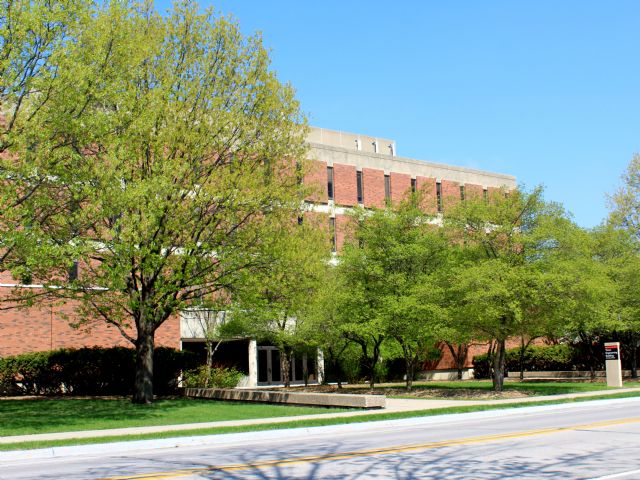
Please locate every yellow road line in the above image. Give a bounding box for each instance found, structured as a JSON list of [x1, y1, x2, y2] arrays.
[[102, 416, 640, 480]]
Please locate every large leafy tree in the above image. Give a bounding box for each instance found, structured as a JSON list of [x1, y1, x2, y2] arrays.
[[592, 225, 640, 377], [338, 194, 449, 388], [4, 1, 308, 403], [444, 187, 589, 391], [608, 155, 640, 376]]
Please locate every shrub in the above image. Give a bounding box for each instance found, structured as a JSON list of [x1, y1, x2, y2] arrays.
[[0, 346, 196, 396], [182, 365, 243, 388], [472, 344, 583, 379]]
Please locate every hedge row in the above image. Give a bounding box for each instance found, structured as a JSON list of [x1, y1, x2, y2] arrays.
[[0, 346, 197, 396], [472, 344, 592, 379]]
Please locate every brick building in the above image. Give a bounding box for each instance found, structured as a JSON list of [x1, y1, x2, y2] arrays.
[[0, 127, 516, 384]]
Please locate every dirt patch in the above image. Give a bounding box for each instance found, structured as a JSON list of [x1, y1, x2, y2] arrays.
[[282, 384, 533, 400]]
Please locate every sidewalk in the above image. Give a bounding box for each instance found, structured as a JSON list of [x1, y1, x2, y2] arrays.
[[2, 387, 638, 445]]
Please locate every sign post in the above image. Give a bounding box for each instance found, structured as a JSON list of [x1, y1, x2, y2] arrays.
[[604, 342, 623, 387]]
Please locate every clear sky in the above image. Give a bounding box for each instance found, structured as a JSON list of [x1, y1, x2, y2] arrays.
[[158, 1, 640, 227]]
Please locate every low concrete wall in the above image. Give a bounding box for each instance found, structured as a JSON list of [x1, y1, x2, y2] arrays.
[[184, 388, 386, 409], [418, 369, 474, 381]]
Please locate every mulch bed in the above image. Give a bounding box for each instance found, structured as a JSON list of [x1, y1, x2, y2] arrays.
[[282, 384, 532, 400]]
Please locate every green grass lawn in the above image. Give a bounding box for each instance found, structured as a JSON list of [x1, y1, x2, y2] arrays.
[[378, 380, 640, 397], [0, 398, 348, 437], [2, 390, 640, 452]]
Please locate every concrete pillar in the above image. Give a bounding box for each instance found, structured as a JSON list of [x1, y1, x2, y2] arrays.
[[605, 342, 623, 387], [316, 348, 325, 384], [248, 339, 258, 387]]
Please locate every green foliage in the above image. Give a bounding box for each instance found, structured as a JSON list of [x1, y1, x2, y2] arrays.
[[472, 344, 589, 379], [2, 1, 308, 402], [335, 193, 449, 387], [443, 186, 617, 390], [182, 365, 243, 389], [0, 347, 196, 396]]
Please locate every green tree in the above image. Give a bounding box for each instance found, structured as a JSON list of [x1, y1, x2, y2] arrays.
[[608, 155, 640, 376], [301, 266, 353, 387], [5, 1, 308, 403], [229, 218, 329, 387], [444, 187, 585, 391], [592, 225, 640, 377], [338, 194, 449, 388]]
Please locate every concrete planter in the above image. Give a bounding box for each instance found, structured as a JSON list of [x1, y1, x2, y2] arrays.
[[183, 387, 386, 409]]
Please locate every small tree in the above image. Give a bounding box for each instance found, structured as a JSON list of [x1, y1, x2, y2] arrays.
[[338, 194, 449, 388], [230, 218, 329, 387]]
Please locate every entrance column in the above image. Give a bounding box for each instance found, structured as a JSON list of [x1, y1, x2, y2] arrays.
[[248, 339, 258, 387], [316, 348, 325, 384]]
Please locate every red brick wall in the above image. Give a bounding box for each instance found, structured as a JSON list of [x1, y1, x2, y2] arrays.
[[0, 297, 179, 357], [333, 164, 357, 206], [487, 186, 503, 201], [304, 160, 328, 203], [390, 172, 411, 204], [416, 176, 437, 214], [335, 213, 356, 251], [465, 183, 484, 200], [362, 168, 386, 208], [441, 179, 460, 211]]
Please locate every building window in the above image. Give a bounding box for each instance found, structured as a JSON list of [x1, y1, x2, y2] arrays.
[[384, 174, 391, 202], [411, 178, 417, 193], [436, 182, 443, 212], [483, 188, 488, 202], [329, 217, 336, 252], [327, 166, 334, 201], [68, 261, 79, 282], [356, 171, 363, 204], [460, 185, 465, 201]]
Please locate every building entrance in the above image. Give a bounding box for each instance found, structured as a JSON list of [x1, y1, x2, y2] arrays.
[[257, 346, 315, 385]]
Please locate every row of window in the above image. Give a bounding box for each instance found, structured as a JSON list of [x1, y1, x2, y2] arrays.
[[326, 166, 488, 212]]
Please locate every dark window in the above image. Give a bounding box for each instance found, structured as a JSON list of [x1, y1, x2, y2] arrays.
[[327, 166, 334, 201], [20, 271, 32, 285], [411, 178, 417, 193], [384, 174, 391, 202], [483, 188, 488, 202], [68, 261, 79, 282], [295, 161, 303, 185], [356, 171, 363, 204], [436, 182, 443, 212], [329, 217, 336, 252], [460, 185, 465, 201]]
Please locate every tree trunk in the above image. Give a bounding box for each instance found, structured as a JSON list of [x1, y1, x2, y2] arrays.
[[519, 336, 525, 381], [204, 341, 214, 388], [405, 357, 414, 390], [492, 338, 506, 392], [368, 342, 382, 389], [132, 325, 154, 404], [631, 333, 638, 379], [280, 348, 292, 387], [446, 342, 469, 380]]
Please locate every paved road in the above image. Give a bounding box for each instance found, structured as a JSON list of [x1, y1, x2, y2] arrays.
[[3, 398, 640, 479]]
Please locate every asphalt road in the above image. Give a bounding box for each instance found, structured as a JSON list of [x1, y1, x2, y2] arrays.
[[3, 398, 640, 480]]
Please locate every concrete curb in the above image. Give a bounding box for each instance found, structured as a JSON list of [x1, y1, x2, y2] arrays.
[[2, 396, 640, 463]]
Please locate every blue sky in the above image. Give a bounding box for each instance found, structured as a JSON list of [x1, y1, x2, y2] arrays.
[[159, 1, 640, 227]]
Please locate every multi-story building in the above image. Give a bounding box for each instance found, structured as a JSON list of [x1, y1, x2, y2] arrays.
[[0, 127, 516, 385]]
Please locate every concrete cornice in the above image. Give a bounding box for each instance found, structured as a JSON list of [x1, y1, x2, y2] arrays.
[[307, 142, 516, 188]]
